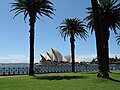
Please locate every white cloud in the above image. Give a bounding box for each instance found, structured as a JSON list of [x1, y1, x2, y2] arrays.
[[109, 53, 120, 58], [0, 53, 120, 63], [76, 53, 120, 62], [76, 54, 96, 62], [0, 55, 29, 63]]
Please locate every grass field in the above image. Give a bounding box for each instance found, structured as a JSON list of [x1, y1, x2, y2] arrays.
[[0, 71, 120, 90]]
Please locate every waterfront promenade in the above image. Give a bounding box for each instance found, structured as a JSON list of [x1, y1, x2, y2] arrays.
[[0, 65, 120, 76]]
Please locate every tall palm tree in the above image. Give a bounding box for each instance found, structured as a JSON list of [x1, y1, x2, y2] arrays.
[[58, 18, 88, 72], [90, 0, 109, 78], [10, 0, 55, 76], [85, 0, 120, 72], [116, 34, 120, 44]]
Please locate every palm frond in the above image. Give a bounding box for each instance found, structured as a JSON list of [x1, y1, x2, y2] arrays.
[[84, 0, 120, 34], [10, 0, 55, 21], [58, 18, 88, 41], [116, 34, 120, 44]]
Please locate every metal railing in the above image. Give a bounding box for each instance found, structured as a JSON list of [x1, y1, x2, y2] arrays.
[[0, 65, 120, 76]]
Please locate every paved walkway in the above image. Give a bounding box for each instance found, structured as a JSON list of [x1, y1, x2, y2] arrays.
[[0, 75, 28, 78]]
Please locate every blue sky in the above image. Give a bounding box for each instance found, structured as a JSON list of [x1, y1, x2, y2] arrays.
[[0, 0, 120, 63]]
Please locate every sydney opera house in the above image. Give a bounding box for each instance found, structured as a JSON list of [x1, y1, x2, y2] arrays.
[[38, 48, 80, 66]]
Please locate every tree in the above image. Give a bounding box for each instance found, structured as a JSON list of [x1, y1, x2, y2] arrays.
[[85, 0, 120, 72], [10, 0, 55, 76], [116, 34, 120, 44], [57, 18, 88, 72], [88, 0, 109, 78]]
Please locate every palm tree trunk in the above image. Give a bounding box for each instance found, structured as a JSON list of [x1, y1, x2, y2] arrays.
[[70, 32, 75, 72], [105, 40, 110, 72], [104, 29, 110, 72], [91, 0, 109, 78], [29, 16, 35, 76]]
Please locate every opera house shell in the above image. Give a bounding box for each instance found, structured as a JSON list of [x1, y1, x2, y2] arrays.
[[39, 48, 79, 66], [40, 48, 66, 62]]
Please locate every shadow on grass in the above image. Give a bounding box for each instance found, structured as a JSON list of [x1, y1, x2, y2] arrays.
[[33, 75, 88, 80], [110, 72, 120, 75], [107, 71, 120, 82], [108, 77, 120, 83], [81, 72, 97, 74]]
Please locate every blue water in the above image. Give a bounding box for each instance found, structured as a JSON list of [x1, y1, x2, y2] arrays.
[[0, 63, 29, 68]]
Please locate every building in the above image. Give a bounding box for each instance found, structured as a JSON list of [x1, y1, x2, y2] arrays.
[[37, 48, 80, 66]]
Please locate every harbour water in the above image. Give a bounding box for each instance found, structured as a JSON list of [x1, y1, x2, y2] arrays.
[[0, 63, 29, 67]]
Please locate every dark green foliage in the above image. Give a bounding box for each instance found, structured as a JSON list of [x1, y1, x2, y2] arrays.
[[10, 0, 55, 76], [10, 0, 55, 21], [84, 0, 120, 33], [58, 18, 88, 72], [90, 0, 109, 78], [58, 18, 88, 41], [116, 34, 120, 44], [85, 0, 120, 75]]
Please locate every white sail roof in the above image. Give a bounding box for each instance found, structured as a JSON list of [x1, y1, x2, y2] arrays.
[[40, 48, 80, 63]]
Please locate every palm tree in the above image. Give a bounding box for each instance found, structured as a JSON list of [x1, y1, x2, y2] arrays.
[[10, 0, 55, 76], [85, 0, 120, 72], [58, 18, 88, 72], [88, 0, 109, 78], [116, 34, 120, 44]]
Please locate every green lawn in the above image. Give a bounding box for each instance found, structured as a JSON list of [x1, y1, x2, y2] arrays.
[[0, 71, 120, 90]]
